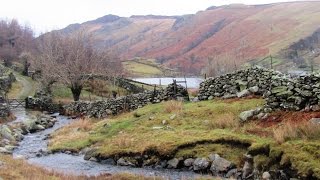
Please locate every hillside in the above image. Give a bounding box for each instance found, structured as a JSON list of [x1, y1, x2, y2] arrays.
[[57, 1, 320, 74]]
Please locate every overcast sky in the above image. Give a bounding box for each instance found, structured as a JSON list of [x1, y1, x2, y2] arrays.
[[0, 0, 311, 34]]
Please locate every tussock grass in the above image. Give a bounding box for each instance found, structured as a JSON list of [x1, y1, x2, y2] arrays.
[[206, 113, 239, 129], [164, 100, 183, 113], [273, 121, 320, 144]]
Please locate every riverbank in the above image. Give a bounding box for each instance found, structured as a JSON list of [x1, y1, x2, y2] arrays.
[[0, 155, 159, 180], [48, 98, 320, 179]]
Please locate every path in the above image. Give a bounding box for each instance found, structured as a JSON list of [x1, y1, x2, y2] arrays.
[[10, 73, 37, 99]]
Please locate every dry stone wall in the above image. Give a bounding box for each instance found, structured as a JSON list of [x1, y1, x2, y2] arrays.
[[0, 67, 16, 120], [28, 83, 189, 118], [198, 66, 320, 111]]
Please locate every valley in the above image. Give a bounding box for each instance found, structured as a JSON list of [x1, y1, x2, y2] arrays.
[[0, 1, 320, 180]]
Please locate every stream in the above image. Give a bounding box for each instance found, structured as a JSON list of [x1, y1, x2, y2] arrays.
[[10, 108, 205, 179]]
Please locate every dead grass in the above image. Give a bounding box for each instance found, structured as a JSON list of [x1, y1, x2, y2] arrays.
[[71, 118, 94, 131], [0, 155, 159, 180], [206, 113, 239, 129], [111, 132, 136, 149], [49, 118, 95, 152], [273, 121, 320, 144], [164, 100, 183, 113]]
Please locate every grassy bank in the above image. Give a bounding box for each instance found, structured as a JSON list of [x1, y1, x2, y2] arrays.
[[0, 155, 158, 180], [49, 98, 320, 178]]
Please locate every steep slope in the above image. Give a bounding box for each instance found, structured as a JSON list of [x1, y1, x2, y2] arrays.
[[57, 1, 320, 74]]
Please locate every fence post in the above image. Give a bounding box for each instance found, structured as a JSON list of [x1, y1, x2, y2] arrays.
[[270, 55, 273, 69], [173, 79, 177, 100], [184, 75, 190, 101]]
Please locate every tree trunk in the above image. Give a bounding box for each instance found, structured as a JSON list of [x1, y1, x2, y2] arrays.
[[71, 85, 82, 101]]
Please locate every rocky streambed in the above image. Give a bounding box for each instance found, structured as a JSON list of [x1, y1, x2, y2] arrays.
[[1, 108, 206, 179]]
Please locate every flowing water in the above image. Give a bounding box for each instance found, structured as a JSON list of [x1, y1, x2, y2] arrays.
[[11, 109, 205, 179]]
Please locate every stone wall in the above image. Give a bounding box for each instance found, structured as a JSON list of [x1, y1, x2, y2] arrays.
[[64, 83, 189, 118], [25, 90, 62, 113], [0, 66, 16, 120], [198, 66, 320, 111]]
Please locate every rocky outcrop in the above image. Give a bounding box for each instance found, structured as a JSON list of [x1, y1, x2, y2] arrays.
[[0, 114, 56, 154], [64, 83, 189, 118]]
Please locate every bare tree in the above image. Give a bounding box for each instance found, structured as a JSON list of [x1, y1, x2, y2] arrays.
[[36, 31, 119, 101], [0, 19, 35, 66]]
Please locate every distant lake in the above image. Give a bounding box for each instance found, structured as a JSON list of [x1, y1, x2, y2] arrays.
[[132, 77, 204, 88]]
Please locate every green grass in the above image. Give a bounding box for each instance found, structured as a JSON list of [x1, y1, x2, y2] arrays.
[[51, 84, 104, 103], [123, 61, 163, 76], [50, 98, 266, 155], [122, 58, 177, 77], [49, 97, 320, 178], [52, 81, 129, 103]]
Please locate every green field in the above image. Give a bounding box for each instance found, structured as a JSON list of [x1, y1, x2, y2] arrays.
[[122, 58, 177, 77]]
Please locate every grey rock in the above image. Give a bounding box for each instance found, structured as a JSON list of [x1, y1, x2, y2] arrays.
[[183, 158, 195, 167], [167, 158, 180, 169], [117, 158, 134, 166], [89, 157, 98, 162], [237, 89, 251, 98], [208, 96, 214, 100], [249, 86, 259, 93], [192, 97, 199, 102], [271, 86, 288, 94], [301, 90, 313, 97], [210, 154, 234, 173], [35, 125, 45, 131], [310, 118, 320, 124], [84, 148, 96, 160], [226, 168, 238, 178], [152, 126, 163, 130], [101, 158, 116, 165], [222, 94, 237, 99], [162, 120, 168, 125], [242, 154, 254, 179], [193, 157, 210, 171], [262, 171, 271, 180], [0, 147, 11, 154], [0, 125, 15, 141], [257, 112, 265, 119], [170, 114, 176, 120], [239, 110, 255, 122], [208, 153, 217, 161]]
